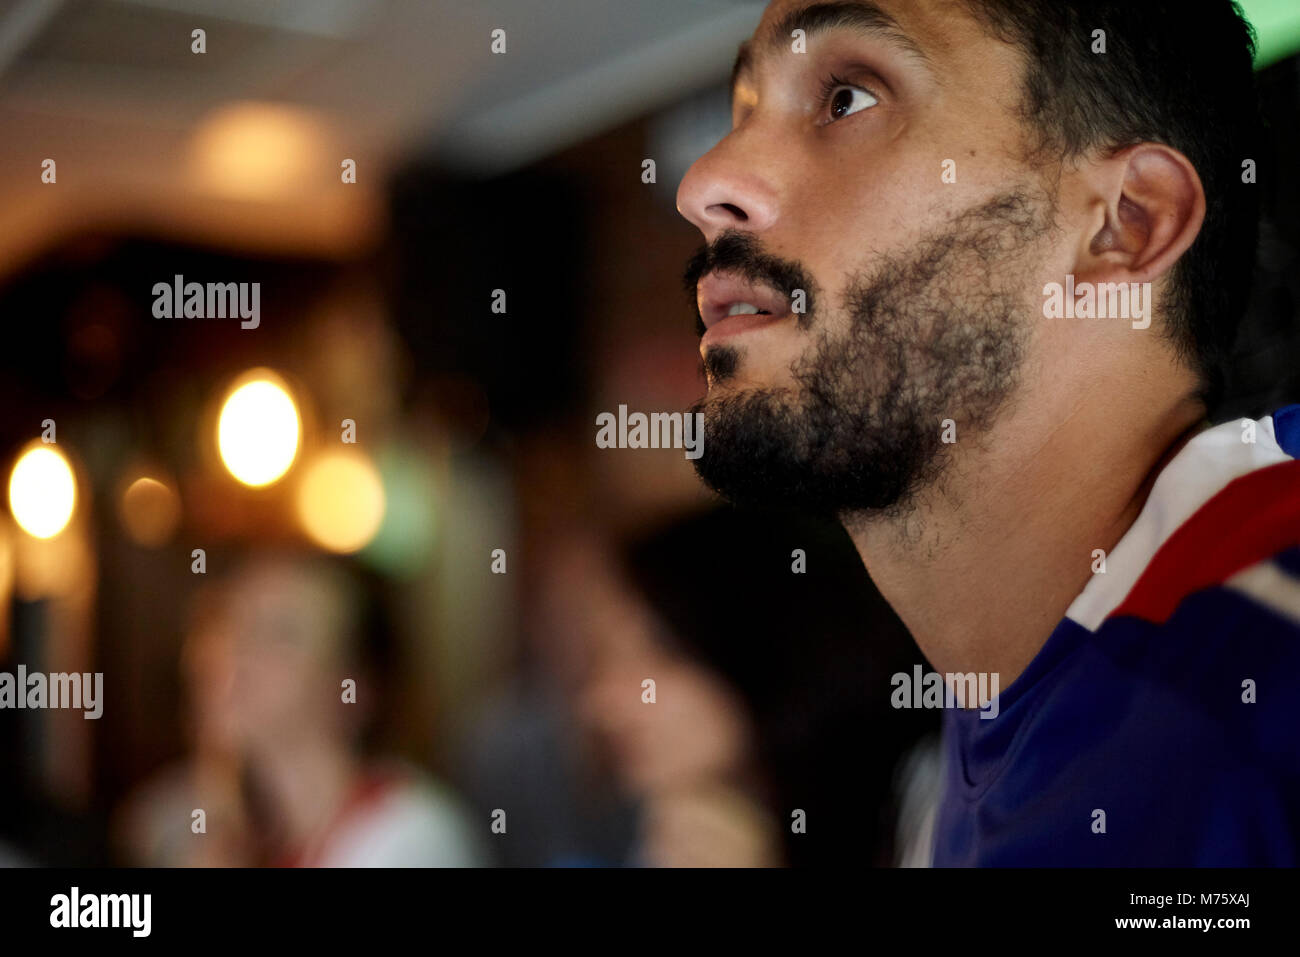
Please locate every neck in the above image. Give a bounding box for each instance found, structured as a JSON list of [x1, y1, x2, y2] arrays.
[[845, 377, 1206, 690]]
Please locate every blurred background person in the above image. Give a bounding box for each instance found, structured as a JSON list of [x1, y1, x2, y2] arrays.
[[460, 508, 937, 866], [613, 507, 939, 867], [115, 553, 484, 867]]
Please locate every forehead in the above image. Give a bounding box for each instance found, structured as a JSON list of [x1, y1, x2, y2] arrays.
[[739, 0, 986, 79]]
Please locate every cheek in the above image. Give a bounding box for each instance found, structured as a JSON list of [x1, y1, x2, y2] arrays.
[[803, 137, 1034, 285], [793, 154, 917, 263], [1023, 308, 1086, 391], [241, 652, 314, 708]]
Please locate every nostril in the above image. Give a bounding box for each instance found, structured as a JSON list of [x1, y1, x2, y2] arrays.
[[709, 202, 748, 222]]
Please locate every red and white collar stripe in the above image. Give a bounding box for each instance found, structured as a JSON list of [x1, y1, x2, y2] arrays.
[[1065, 413, 1298, 631]]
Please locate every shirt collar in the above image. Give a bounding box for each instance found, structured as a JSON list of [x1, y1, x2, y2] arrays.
[[1064, 412, 1293, 631]]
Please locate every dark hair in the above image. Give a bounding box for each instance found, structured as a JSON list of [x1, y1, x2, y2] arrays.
[[964, 0, 1264, 408]]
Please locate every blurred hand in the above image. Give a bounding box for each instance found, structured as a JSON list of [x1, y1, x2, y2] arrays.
[[579, 655, 754, 796], [638, 782, 783, 868], [185, 752, 256, 867]]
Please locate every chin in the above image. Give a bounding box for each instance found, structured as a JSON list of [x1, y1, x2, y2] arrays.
[[706, 369, 792, 398]]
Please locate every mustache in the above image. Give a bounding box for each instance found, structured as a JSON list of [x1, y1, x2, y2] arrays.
[[682, 230, 819, 334]]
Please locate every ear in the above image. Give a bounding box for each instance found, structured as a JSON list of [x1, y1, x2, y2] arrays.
[[1073, 143, 1205, 285]]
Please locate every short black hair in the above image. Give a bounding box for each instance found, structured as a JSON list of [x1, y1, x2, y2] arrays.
[[964, 0, 1264, 408]]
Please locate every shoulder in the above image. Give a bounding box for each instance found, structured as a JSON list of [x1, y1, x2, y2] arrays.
[[318, 766, 488, 868], [1107, 406, 1300, 631]]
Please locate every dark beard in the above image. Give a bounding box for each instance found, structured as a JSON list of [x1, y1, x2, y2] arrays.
[[689, 189, 1054, 519]]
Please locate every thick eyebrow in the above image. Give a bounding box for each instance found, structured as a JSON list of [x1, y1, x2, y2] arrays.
[[730, 1, 929, 102]]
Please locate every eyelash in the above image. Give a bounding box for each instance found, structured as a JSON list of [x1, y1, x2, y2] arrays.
[[816, 72, 879, 122]]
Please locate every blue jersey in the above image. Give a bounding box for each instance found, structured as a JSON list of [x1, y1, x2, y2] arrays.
[[932, 407, 1300, 866]]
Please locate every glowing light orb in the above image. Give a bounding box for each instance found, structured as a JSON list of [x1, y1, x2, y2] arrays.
[[217, 374, 301, 487], [9, 446, 77, 539], [121, 476, 181, 546], [295, 450, 386, 554]]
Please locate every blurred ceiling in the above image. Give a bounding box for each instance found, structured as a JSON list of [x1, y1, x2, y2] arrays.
[[3, 0, 1295, 280], [0, 0, 762, 275]]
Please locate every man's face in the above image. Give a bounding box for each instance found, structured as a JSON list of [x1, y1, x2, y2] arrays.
[[678, 0, 1065, 516]]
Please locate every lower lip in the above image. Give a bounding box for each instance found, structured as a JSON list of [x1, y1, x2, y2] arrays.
[[701, 311, 792, 347]]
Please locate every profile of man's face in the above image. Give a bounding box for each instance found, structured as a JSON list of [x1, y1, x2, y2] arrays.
[[678, 0, 1074, 517]]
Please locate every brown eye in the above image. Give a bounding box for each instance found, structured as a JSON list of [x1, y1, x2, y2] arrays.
[[826, 84, 878, 121]]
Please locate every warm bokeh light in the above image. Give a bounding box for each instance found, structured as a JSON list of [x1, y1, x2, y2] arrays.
[[8, 445, 77, 539], [217, 373, 301, 487], [190, 102, 330, 200], [295, 449, 386, 554], [120, 476, 181, 546]]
